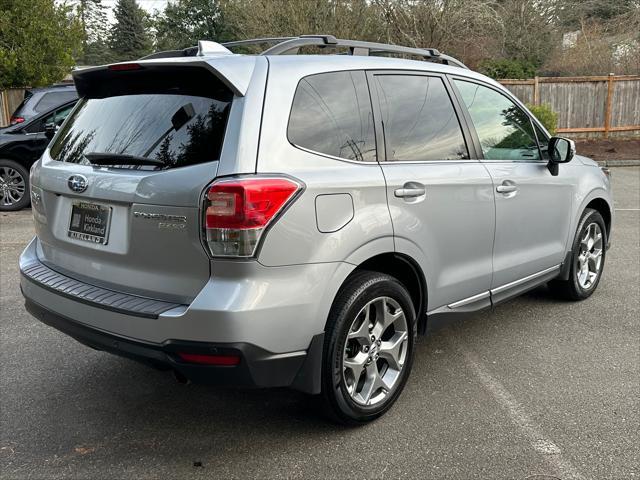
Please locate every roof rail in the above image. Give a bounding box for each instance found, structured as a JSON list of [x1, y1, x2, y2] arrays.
[[140, 35, 468, 69], [223, 35, 468, 69]]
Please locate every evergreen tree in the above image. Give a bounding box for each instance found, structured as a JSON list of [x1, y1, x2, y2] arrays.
[[0, 0, 83, 88], [75, 0, 110, 65], [109, 0, 152, 61], [155, 0, 232, 50]]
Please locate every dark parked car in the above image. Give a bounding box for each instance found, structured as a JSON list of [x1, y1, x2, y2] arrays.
[[9, 84, 77, 126], [0, 100, 76, 210]]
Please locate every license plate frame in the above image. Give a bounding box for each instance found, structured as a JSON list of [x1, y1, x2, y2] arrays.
[[67, 201, 112, 245]]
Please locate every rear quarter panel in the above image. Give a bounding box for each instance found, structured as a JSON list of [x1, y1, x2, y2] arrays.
[[254, 59, 394, 267]]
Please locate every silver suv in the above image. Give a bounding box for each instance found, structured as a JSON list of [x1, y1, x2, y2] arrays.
[[20, 36, 613, 424]]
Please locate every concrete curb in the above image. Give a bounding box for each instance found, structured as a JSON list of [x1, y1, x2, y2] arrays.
[[597, 159, 640, 167]]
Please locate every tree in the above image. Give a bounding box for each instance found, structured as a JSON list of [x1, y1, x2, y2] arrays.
[[224, 0, 384, 47], [109, 0, 152, 61], [154, 0, 232, 51], [74, 0, 111, 65], [0, 0, 83, 88], [496, 0, 556, 70]]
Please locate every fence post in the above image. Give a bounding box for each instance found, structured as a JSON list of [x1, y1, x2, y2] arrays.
[[0, 90, 9, 128], [533, 76, 540, 105], [604, 73, 615, 139]]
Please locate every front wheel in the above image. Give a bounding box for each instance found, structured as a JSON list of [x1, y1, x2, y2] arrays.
[[0, 159, 30, 211], [548, 208, 607, 300], [321, 271, 416, 424]]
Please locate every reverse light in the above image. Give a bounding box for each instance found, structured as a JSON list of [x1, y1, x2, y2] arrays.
[[204, 177, 302, 257], [177, 352, 241, 366]]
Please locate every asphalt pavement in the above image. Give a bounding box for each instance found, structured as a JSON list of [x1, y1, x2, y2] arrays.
[[1, 168, 638, 479]]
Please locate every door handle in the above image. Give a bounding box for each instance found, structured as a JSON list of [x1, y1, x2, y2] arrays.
[[394, 186, 426, 198], [496, 181, 517, 194]]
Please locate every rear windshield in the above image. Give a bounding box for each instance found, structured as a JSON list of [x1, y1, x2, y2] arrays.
[[50, 82, 232, 169], [11, 91, 33, 117]]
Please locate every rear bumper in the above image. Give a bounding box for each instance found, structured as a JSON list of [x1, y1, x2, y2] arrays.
[[19, 238, 349, 393], [24, 296, 323, 391]]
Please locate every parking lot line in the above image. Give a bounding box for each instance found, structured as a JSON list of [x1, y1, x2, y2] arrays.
[[449, 336, 585, 480]]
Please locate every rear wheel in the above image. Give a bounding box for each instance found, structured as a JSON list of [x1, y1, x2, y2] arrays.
[[0, 159, 30, 211], [321, 271, 416, 424], [549, 208, 606, 300]]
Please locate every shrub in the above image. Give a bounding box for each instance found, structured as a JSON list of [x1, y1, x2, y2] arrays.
[[526, 103, 558, 135], [479, 59, 537, 79]]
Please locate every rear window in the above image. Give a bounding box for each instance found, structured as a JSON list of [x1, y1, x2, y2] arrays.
[[11, 91, 33, 117], [50, 79, 232, 169], [34, 91, 77, 112], [373, 74, 469, 161], [287, 70, 376, 162]]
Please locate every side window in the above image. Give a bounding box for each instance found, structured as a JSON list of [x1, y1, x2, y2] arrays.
[[288, 70, 376, 162], [34, 91, 77, 113], [374, 75, 469, 161], [22, 104, 74, 134], [51, 104, 74, 126], [454, 80, 540, 161]]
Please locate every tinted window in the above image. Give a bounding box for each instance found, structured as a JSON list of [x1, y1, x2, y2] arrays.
[[44, 103, 75, 126], [288, 71, 376, 162], [11, 91, 33, 118], [50, 94, 231, 169], [34, 91, 77, 112], [454, 80, 540, 161], [374, 75, 468, 161]]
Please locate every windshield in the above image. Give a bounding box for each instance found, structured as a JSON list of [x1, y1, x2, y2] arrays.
[[50, 93, 231, 169]]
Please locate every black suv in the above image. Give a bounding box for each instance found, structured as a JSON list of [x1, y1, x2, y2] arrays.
[[0, 100, 76, 210], [9, 84, 77, 126]]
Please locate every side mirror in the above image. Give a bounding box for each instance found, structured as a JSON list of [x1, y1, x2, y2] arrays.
[[44, 123, 58, 140], [547, 137, 575, 176]]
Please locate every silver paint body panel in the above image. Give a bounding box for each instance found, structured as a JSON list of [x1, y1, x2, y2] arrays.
[[22, 53, 614, 362]]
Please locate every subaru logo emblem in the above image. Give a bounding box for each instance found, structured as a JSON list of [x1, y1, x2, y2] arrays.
[[67, 174, 88, 193]]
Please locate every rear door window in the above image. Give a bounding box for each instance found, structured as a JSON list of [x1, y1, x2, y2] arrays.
[[34, 91, 77, 112], [288, 70, 376, 162], [373, 74, 469, 161], [50, 91, 232, 169], [454, 80, 540, 161]]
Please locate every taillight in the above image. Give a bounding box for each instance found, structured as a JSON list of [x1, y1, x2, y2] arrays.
[[10, 116, 24, 125], [204, 176, 302, 257]]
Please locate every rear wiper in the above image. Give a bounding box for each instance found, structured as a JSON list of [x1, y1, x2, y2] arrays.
[[84, 152, 165, 167]]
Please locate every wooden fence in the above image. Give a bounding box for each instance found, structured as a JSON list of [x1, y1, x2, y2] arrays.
[[0, 89, 26, 127], [499, 75, 640, 139]]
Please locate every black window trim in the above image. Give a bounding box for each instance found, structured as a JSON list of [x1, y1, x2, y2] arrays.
[[365, 69, 482, 164], [448, 75, 549, 164], [286, 69, 380, 165]]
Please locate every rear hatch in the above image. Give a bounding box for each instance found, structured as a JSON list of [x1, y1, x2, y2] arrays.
[[31, 64, 237, 304]]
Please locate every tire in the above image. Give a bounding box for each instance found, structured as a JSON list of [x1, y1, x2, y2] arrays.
[[548, 208, 607, 301], [321, 270, 416, 425], [0, 159, 30, 211]]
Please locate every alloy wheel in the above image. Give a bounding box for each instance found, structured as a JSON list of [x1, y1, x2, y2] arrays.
[[577, 222, 603, 289], [342, 296, 409, 406], [0, 166, 26, 207]]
